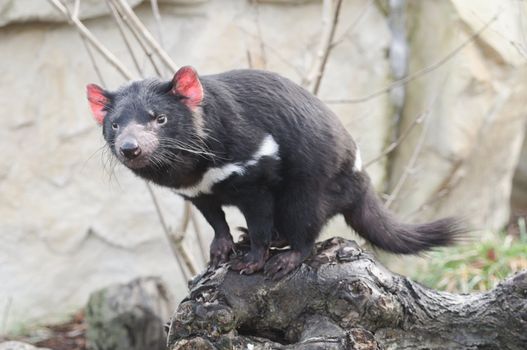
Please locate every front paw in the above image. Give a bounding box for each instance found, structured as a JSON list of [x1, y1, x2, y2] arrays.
[[209, 236, 234, 268]]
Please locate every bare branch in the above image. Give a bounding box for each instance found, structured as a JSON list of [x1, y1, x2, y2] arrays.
[[330, 0, 374, 48], [237, 25, 304, 77], [253, 1, 267, 69], [109, 0, 178, 73], [304, 0, 344, 95], [402, 159, 463, 221], [107, 0, 163, 77], [72, 0, 80, 18], [47, 0, 135, 80], [105, 0, 144, 78], [364, 110, 426, 169], [79, 34, 107, 87], [383, 63, 453, 210], [384, 113, 429, 209], [191, 212, 208, 266], [146, 184, 196, 278], [325, 11, 501, 104], [150, 0, 165, 50]]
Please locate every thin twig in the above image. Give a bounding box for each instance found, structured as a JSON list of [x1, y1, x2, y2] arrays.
[[384, 63, 453, 209], [172, 201, 200, 272], [72, 0, 80, 18], [238, 25, 304, 77], [150, 0, 165, 49], [331, 0, 374, 48], [364, 111, 426, 169], [303, 0, 332, 89], [146, 184, 195, 278], [105, 0, 144, 77], [403, 159, 463, 221], [107, 0, 163, 77], [150, 0, 167, 76], [246, 49, 254, 69], [253, 1, 267, 69], [304, 0, 344, 95], [79, 34, 107, 87], [47, 0, 134, 79], [191, 212, 208, 266], [384, 113, 429, 209], [110, 0, 178, 73], [325, 11, 501, 104]]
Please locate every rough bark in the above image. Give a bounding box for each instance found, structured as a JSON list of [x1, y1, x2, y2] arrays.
[[166, 237, 527, 350]]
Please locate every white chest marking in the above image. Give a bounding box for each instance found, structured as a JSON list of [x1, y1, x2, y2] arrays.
[[353, 146, 362, 172], [174, 134, 280, 198]]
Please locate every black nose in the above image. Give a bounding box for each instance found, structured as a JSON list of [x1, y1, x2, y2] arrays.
[[119, 138, 141, 159]]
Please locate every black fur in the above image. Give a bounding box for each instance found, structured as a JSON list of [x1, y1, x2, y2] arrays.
[[93, 68, 465, 279]]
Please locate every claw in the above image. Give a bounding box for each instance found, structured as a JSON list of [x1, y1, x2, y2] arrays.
[[209, 236, 234, 268], [230, 250, 268, 274], [264, 251, 304, 280]]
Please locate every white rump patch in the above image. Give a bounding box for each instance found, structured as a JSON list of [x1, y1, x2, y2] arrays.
[[173, 134, 280, 197], [246, 134, 280, 166], [353, 146, 362, 172]]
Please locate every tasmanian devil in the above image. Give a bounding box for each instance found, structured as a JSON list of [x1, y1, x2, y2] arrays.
[[86, 66, 464, 279]]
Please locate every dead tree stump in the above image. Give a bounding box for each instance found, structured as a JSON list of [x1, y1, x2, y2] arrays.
[[166, 237, 527, 350]]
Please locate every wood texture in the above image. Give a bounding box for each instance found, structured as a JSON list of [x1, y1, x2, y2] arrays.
[[167, 238, 527, 349]]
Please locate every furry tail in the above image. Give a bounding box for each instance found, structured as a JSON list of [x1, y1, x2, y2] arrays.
[[343, 174, 466, 254]]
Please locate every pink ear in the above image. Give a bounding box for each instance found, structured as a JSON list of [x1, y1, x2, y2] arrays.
[[171, 66, 203, 110], [86, 84, 109, 125]]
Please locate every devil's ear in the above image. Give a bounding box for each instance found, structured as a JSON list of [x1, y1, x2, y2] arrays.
[[170, 66, 203, 110], [86, 84, 110, 125]]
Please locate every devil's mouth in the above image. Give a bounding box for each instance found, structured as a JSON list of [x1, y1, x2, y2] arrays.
[[121, 156, 151, 169]]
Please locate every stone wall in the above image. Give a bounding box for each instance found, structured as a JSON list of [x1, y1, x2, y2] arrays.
[[0, 0, 525, 332]]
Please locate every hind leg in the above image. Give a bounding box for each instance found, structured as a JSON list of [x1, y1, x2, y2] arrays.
[[237, 227, 289, 248], [264, 187, 327, 279]]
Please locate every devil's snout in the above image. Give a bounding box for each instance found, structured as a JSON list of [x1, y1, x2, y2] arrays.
[[119, 137, 141, 159]]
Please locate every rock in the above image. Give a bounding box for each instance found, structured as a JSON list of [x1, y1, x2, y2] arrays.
[[0, 0, 213, 27], [387, 0, 527, 230], [85, 277, 174, 350], [0, 342, 49, 350], [0, 0, 143, 27]]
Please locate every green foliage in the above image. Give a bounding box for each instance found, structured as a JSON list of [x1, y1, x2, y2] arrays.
[[412, 230, 527, 293]]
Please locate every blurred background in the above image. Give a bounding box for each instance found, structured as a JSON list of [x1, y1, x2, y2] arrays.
[[1, 0, 527, 342]]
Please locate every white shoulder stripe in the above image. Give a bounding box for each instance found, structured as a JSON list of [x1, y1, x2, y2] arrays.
[[173, 134, 280, 197], [174, 163, 245, 197], [353, 146, 362, 172]]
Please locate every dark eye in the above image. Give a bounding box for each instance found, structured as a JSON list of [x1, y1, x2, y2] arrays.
[[111, 122, 119, 130], [156, 115, 167, 125]]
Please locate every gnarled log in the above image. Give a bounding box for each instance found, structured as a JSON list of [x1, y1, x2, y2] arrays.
[[167, 238, 527, 350]]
